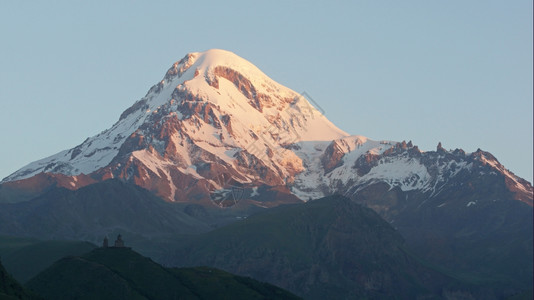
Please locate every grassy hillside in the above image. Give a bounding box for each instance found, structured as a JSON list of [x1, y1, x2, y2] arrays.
[[26, 247, 301, 300], [0, 259, 39, 300], [0, 236, 96, 283]]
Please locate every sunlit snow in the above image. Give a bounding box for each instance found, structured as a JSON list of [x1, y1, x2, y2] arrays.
[[2, 49, 531, 205]]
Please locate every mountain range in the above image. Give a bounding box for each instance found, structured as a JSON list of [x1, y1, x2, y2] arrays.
[[2, 49, 530, 207], [0, 49, 531, 299]]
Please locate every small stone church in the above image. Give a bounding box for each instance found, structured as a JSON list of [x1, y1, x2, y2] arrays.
[[102, 234, 126, 248]]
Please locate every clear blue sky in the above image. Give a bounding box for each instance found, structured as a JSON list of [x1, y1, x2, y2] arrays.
[[1, 1, 532, 183]]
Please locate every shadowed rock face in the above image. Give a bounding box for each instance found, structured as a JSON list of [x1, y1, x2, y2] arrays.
[[349, 178, 533, 292], [321, 140, 347, 173], [213, 66, 263, 111], [329, 144, 533, 292], [0, 180, 212, 241], [167, 195, 504, 300]]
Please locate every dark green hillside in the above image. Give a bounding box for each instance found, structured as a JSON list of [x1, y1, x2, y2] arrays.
[[0, 260, 38, 300], [0, 236, 36, 255], [0, 236, 96, 283], [169, 195, 475, 299], [506, 288, 533, 300], [26, 247, 301, 300]]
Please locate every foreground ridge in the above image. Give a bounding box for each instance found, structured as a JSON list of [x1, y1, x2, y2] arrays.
[[26, 246, 302, 300]]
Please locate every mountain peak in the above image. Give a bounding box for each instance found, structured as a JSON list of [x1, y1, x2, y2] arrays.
[[187, 49, 262, 73], [159, 48, 317, 117], [161, 49, 285, 100], [2, 50, 531, 208], [2, 50, 348, 188]]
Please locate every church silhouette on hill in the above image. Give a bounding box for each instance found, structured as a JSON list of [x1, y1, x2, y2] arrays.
[[102, 234, 127, 248]]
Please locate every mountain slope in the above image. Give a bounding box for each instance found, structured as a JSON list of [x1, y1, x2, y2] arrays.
[[344, 146, 534, 290], [0, 180, 214, 242], [0, 179, 275, 261], [0, 236, 96, 284], [0, 259, 38, 300], [26, 247, 301, 300], [167, 195, 497, 299]]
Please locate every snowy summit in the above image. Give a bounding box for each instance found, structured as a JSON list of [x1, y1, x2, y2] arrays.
[[3, 49, 532, 206]]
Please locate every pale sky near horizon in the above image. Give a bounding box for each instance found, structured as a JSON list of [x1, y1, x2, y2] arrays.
[[1, 1, 532, 182]]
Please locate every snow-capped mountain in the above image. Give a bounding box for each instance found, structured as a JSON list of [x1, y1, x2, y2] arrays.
[[1, 50, 532, 293], [292, 138, 532, 205], [2, 49, 532, 208]]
